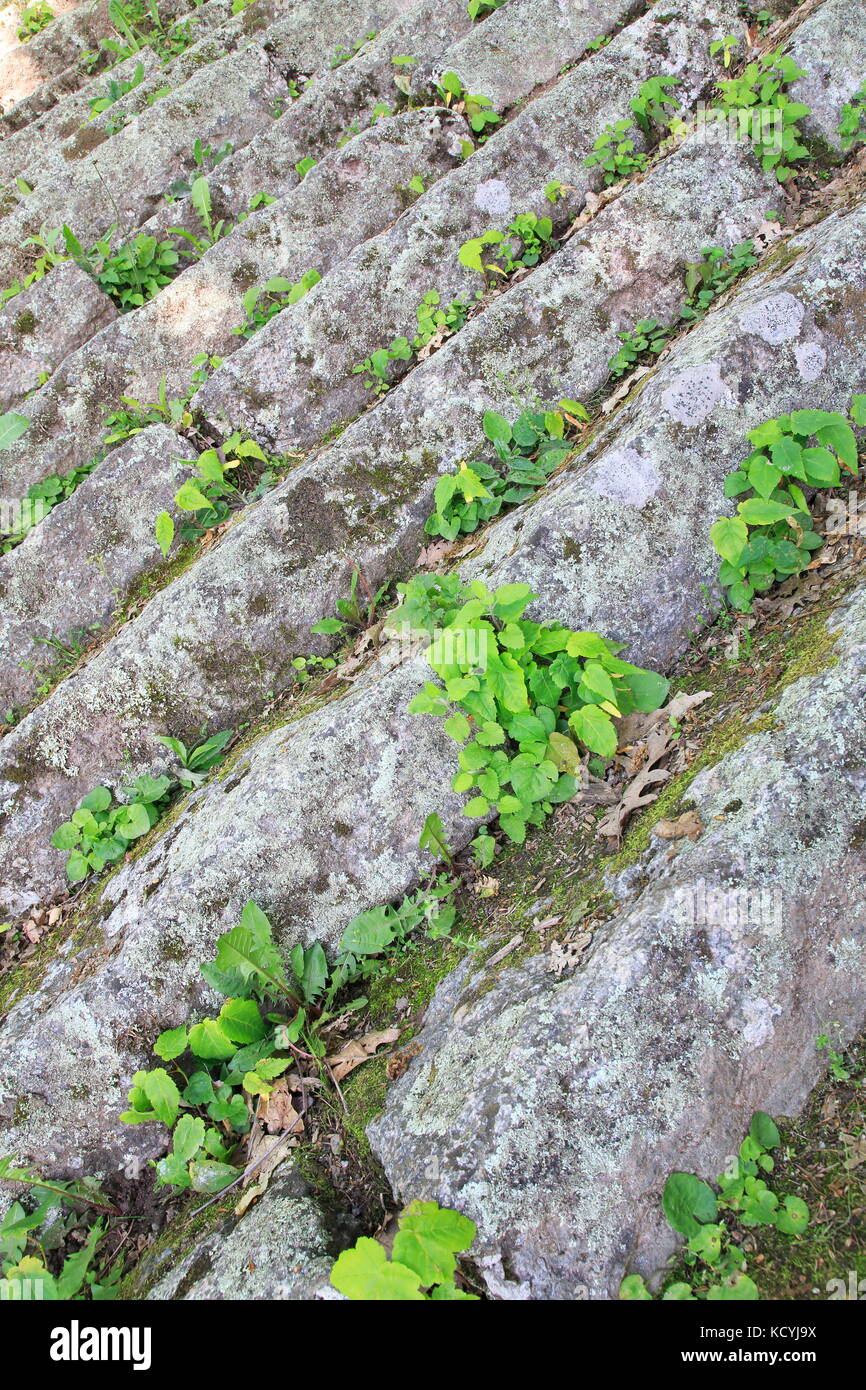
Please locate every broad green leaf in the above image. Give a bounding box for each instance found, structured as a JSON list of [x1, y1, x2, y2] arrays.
[[392, 1200, 477, 1287], [749, 1110, 780, 1151], [620, 1274, 653, 1300], [706, 1273, 759, 1301], [662, 1172, 718, 1238], [801, 446, 840, 486], [174, 480, 212, 512], [789, 408, 845, 436], [188, 1161, 238, 1193], [339, 906, 395, 956], [621, 668, 669, 713], [330, 1237, 424, 1300], [188, 1019, 237, 1060], [815, 419, 858, 471], [140, 1068, 180, 1127], [218, 998, 267, 1044], [485, 653, 528, 712], [80, 787, 111, 813], [710, 516, 748, 564], [172, 1114, 205, 1165], [155, 510, 174, 557], [0, 412, 29, 451], [776, 1195, 809, 1235], [737, 497, 795, 525], [547, 731, 581, 773], [153, 1025, 188, 1061], [444, 712, 471, 742], [568, 704, 617, 758], [748, 457, 783, 496], [565, 631, 610, 659], [113, 802, 151, 840]]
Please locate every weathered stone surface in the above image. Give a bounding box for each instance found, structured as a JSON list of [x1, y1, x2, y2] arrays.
[[0, 136, 775, 908], [0, 261, 117, 410], [0, 0, 284, 191], [143, 1165, 340, 1300], [0, 50, 164, 192], [0, 2, 477, 496], [788, 0, 866, 154], [369, 578, 866, 1299], [0, 0, 116, 112], [0, 43, 290, 284], [465, 202, 866, 672], [195, 0, 752, 448], [207, 0, 475, 213], [0, 106, 467, 497], [418, 0, 635, 110], [0, 654, 474, 1175], [0, 426, 188, 709]]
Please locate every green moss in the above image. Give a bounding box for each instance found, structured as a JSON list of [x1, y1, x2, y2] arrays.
[[340, 933, 473, 1156], [12, 309, 37, 337], [118, 1190, 229, 1300]]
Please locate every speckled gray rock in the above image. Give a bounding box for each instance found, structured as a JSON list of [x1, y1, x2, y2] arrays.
[[0, 261, 117, 411], [0, 2, 476, 497], [787, 0, 866, 154], [411, 0, 638, 111], [0, 426, 189, 708], [0, 0, 297, 192], [465, 200, 866, 672], [369, 579, 866, 1300], [0, 43, 290, 285], [196, 0, 750, 448], [0, 0, 116, 113], [144, 1165, 340, 1300], [0, 107, 466, 498], [0, 136, 774, 913], [206, 0, 474, 213], [0, 49, 164, 192], [0, 654, 476, 1175]]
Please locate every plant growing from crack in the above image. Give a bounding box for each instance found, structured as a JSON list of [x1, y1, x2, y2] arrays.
[[395, 576, 668, 862], [424, 401, 587, 540], [838, 81, 866, 152], [457, 212, 556, 286], [0, 1156, 123, 1301], [584, 76, 682, 186], [120, 887, 460, 1192], [234, 268, 321, 339], [620, 1112, 809, 1300], [710, 396, 865, 612], [712, 47, 810, 182], [331, 1200, 479, 1299]]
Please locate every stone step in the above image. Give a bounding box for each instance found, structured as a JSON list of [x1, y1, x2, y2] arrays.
[[0, 107, 467, 706], [0, 652, 476, 1177], [369, 571, 866, 1299], [0, 0, 87, 65], [0, 0, 200, 113], [194, 0, 750, 450], [0, 103, 466, 503], [0, 426, 190, 711], [463, 201, 866, 672], [0, 259, 117, 411], [0, 0, 420, 278], [0, 0, 476, 496], [411, 0, 639, 110], [0, 133, 780, 915], [203, 0, 476, 214], [0, 0, 296, 191], [0, 0, 116, 111], [0, 42, 292, 286]]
